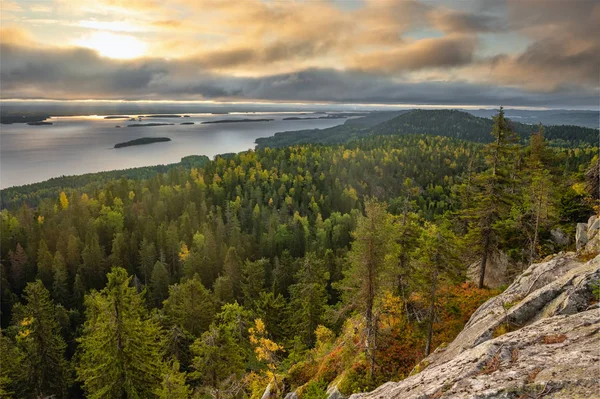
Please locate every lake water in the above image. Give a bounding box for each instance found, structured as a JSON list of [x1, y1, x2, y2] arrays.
[[0, 113, 346, 188]]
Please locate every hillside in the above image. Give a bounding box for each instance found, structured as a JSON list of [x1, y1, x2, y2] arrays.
[[350, 224, 600, 399], [0, 155, 209, 209], [255, 109, 599, 149]]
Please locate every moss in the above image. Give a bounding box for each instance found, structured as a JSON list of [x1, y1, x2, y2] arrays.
[[408, 360, 430, 377]]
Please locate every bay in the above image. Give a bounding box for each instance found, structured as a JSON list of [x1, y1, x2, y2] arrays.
[[0, 112, 346, 188]]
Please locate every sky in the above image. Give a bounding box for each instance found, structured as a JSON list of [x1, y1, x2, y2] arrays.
[[1, 0, 599, 108]]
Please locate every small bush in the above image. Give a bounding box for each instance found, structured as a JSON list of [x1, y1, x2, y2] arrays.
[[300, 380, 328, 399]]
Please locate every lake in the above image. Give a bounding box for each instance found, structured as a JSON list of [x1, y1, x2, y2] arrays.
[[0, 113, 347, 188]]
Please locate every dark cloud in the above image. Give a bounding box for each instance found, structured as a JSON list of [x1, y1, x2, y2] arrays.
[[430, 9, 505, 33], [1, 42, 596, 108], [350, 36, 477, 73]]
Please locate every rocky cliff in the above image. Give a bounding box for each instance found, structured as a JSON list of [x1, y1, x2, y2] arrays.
[[350, 216, 600, 399]]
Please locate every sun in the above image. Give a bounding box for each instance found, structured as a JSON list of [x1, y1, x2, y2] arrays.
[[74, 31, 148, 60]]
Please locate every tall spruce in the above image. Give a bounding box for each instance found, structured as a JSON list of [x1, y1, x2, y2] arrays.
[[466, 107, 519, 288], [288, 252, 329, 346], [14, 280, 70, 398], [338, 199, 396, 379], [415, 223, 462, 355], [77, 267, 164, 398]]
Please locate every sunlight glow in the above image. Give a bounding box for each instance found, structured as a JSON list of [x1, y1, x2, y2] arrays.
[[74, 31, 147, 59]]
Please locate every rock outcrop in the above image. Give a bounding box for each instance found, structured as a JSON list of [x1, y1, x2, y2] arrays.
[[350, 252, 600, 399], [467, 250, 511, 289]]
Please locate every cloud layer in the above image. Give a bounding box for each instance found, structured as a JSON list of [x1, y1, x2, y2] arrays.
[[0, 0, 598, 107]]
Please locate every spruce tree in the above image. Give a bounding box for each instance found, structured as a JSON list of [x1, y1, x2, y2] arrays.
[[414, 223, 462, 355], [155, 360, 190, 399], [338, 199, 396, 379], [150, 260, 170, 308], [52, 252, 70, 306], [163, 274, 216, 337], [466, 107, 519, 288], [288, 252, 329, 346], [14, 280, 70, 398], [36, 239, 54, 289], [77, 267, 164, 398], [190, 324, 245, 399]]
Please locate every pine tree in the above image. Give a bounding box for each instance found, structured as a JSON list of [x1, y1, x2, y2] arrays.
[[338, 199, 396, 379], [77, 267, 164, 398], [14, 280, 70, 398], [150, 260, 170, 308]]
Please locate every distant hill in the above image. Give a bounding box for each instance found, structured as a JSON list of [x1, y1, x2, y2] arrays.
[[256, 109, 598, 149], [254, 110, 406, 148], [465, 109, 599, 129]]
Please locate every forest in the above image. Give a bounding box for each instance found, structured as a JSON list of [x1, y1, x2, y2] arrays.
[[0, 109, 597, 398]]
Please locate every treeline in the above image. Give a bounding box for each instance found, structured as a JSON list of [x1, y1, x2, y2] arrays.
[[0, 109, 597, 398], [0, 155, 210, 210], [256, 109, 599, 149]]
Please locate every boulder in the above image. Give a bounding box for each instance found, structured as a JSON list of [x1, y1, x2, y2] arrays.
[[467, 251, 510, 288], [326, 384, 346, 399], [550, 228, 570, 246], [284, 392, 299, 399], [587, 215, 599, 240], [349, 253, 600, 399], [575, 223, 588, 250]]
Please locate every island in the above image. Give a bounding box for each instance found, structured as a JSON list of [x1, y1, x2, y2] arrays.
[[114, 137, 171, 148], [103, 115, 130, 119], [127, 123, 174, 127], [115, 125, 121, 128], [183, 115, 191, 117], [142, 114, 182, 118], [202, 118, 274, 124], [180, 122, 195, 125], [27, 121, 53, 126]]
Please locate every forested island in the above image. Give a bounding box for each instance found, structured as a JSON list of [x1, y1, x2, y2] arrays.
[[26, 121, 53, 126], [114, 137, 171, 148], [0, 108, 597, 399], [202, 118, 274, 124], [180, 122, 195, 125], [143, 114, 182, 118], [103, 115, 130, 119]]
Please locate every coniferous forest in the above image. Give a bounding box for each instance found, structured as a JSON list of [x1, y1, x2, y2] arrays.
[[1, 109, 597, 398]]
